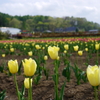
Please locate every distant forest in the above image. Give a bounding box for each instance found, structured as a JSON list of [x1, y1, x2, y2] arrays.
[[0, 12, 100, 32]]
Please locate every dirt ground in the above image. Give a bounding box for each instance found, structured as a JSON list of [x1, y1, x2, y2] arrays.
[[0, 52, 100, 100]]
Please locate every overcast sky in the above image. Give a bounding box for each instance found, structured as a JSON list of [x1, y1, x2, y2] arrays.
[[0, 0, 100, 24]]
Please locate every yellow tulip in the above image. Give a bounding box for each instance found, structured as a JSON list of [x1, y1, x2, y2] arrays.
[[10, 48, 14, 52], [78, 51, 83, 56], [24, 78, 32, 89], [57, 56, 60, 60], [64, 50, 67, 54], [64, 44, 69, 50], [24, 48, 26, 50], [44, 55, 48, 60], [95, 44, 99, 50], [22, 58, 37, 76], [35, 45, 41, 49], [32, 43, 35, 46], [73, 45, 79, 51], [42, 47, 45, 49], [85, 48, 88, 51], [2, 54, 5, 57], [48, 46, 59, 60], [87, 65, 100, 86], [8, 60, 18, 74], [28, 51, 33, 56]]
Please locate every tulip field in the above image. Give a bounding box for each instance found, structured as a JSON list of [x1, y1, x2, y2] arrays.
[[0, 37, 100, 100]]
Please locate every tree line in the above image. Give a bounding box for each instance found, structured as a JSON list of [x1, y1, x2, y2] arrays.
[[0, 12, 100, 32]]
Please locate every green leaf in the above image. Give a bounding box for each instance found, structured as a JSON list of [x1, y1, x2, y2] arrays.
[[33, 75, 42, 85], [19, 84, 25, 100], [59, 81, 66, 100], [0, 66, 4, 73], [62, 62, 71, 82], [0, 90, 6, 100], [43, 67, 49, 80], [18, 61, 22, 75], [52, 74, 56, 84]]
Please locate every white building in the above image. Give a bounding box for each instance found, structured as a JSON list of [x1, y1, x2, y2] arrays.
[[0, 27, 21, 35], [89, 29, 99, 34]]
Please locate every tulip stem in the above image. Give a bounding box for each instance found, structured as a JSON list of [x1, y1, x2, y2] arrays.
[[77, 81, 80, 85], [29, 78, 32, 100], [14, 74, 20, 100], [86, 52, 89, 65], [96, 50, 99, 65], [54, 60, 59, 100], [75, 53, 78, 65], [28, 89, 30, 100], [94, 86, 98, 100]]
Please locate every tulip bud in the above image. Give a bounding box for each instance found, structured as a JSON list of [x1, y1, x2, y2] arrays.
[[8, 60, 18, 74], [24, 78, 32, 89]]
